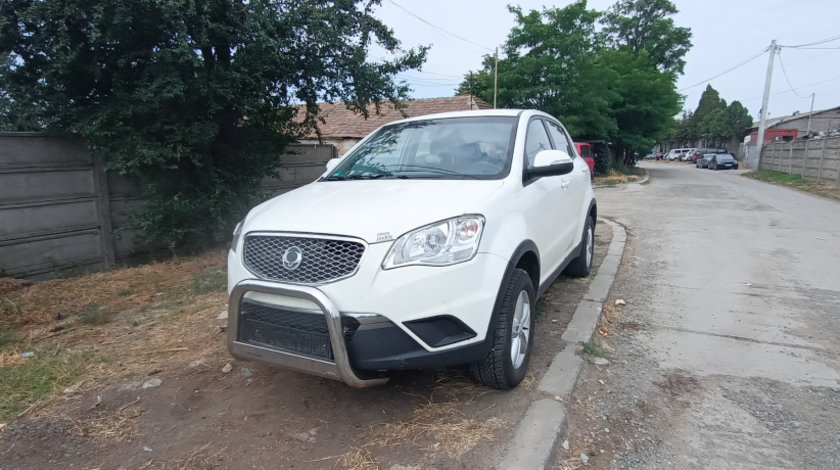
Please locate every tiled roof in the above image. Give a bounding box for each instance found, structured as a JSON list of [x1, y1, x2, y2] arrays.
[[301, 96, 492, 139]]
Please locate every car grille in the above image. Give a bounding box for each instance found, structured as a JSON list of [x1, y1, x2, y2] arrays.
[[243, 235, 365, 284], [238, 301, 360, 361]]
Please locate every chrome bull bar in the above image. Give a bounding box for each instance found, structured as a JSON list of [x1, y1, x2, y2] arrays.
[[227, 279, 388, 388]]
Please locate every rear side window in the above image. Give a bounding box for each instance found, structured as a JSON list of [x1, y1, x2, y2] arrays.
[[579, 145, 591, 158], [524, 119, 552, 167], [545, 121, 574, 157]]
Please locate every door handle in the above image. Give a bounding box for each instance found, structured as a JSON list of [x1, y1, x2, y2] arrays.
[[560, 180, 570, 189]]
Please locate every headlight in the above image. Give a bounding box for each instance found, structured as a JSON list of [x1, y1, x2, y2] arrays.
[[382, 215, 485, 269], [230, 220, 243, 253]]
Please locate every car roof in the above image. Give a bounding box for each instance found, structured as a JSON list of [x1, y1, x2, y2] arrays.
[[385, 108, 536, 126]]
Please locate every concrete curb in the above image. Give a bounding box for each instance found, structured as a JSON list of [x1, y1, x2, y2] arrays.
[[635, 167, 650, 185], [501, 219, 627, 470]]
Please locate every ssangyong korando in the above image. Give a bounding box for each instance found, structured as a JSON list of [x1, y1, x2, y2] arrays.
[[227, 109, 596, 389]]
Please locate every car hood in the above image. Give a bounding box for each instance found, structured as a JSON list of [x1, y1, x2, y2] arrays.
[[242, 179, 506, 244]]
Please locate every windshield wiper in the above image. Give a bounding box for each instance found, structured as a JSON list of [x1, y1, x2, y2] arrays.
[[396, 165, 482, 179], [325, 172, 406, 181]]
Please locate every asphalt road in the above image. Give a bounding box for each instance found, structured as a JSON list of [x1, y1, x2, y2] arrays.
[[559, 161, 840, 469]]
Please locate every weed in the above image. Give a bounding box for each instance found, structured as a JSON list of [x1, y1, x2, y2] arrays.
[[747, 169, 808, 186], [2, 298, 22, 316], [0, 329, 16, 349], [580, 340, 605, 358], [116, 289, 133, 297], [80, 302, 109, 325], [191, 266, 226, 294], [0, 346, 97, 421]]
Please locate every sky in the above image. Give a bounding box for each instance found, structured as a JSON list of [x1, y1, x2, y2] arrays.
[[370, 0, 840, 123]]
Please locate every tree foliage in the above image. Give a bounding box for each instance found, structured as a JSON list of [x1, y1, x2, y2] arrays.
[[457, 0, 688, 167], [678, 85, 752, 147], [602, 0, 692, 75], [0, 0, 426, 249]]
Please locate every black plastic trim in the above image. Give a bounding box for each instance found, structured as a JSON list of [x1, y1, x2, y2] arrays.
[[347, 321, 488, 371], [404, 315, 477, 348]]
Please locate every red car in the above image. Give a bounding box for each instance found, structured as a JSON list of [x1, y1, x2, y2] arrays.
[[574, 142, 595, 178]]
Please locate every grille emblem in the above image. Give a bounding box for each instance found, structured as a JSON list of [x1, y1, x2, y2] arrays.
[[282, 246, 303, 271]]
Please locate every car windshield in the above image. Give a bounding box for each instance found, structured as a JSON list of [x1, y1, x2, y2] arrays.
[[325, 116, 517, 180], [718, 154, 735, 161]]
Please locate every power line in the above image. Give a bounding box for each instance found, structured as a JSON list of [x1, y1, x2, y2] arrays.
[[776, 50, 809, 99], [678, 46, 769, 92], [739, 74, 840, 102], [780, 34, 840, 48], [387, 0, 493, 53]]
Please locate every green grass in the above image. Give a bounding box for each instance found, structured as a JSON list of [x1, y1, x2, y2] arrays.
[[0, 346, 98, 421], [117, 289, 133, 297], [748, 169, 808, 186], [191, 266, 226, 294], [80, 302, 109, 325], [0, 329, 16, 349], [580, 340, 606, 358]]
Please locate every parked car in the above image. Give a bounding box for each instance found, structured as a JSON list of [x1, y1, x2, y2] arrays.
[[226, 109, 597, 389], [574, 141, 596, 178], [688, 148, 727, 162], [644, 151, 663, 160], [680, 148, 698, 161], [695, 153, 717, 168], [708, 153, 739, 170], [665, 148, 693, 161]]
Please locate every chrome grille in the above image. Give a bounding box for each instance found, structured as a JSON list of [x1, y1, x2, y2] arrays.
[[243, 235, 365, 284]]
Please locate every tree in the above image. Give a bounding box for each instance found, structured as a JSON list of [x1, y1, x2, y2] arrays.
[[602, 0, 692, 75], [598, 49, 681, 164], [0, 0, 426, 249], [455, 67, 492, 101], [459, 2, 617, 139], [726, 101, 753, 139]]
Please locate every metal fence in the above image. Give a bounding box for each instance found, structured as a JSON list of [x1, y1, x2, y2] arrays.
[[0, 133, 336, 279], [760, 137, 840, 187]]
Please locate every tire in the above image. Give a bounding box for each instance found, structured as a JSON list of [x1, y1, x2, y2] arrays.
[[471, 269, 535, 390], [564, 215, 594, 278]]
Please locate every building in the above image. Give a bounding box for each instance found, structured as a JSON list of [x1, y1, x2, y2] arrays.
[[298, 96, 492, 154], [748, 105, 840, 142]]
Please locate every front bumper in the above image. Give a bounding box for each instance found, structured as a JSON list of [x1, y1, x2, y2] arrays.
[[227, 279, 389, 387]]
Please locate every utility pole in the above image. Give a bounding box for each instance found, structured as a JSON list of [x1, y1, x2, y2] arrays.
[[755, 39, 777, 168], [493, 47, 499, 109], [806, 92, 815, 136]]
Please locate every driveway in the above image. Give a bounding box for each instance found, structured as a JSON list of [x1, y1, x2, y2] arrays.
[[555, 161, 840, 469]]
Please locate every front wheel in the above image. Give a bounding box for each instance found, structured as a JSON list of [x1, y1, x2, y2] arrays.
[[564, 215, 595, 278], [471, 269, 535, 390]]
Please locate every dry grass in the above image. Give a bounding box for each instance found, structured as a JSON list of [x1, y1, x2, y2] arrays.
[[0, 249, 226, 329], [324, 392, 505, 470], [0, 249, 230, 422], [376, 400, 504, 457], [73, 397, 144, 441], [134, 443, 228, 470], [596, 303, 620, 337], [594, 169, 640, 185]]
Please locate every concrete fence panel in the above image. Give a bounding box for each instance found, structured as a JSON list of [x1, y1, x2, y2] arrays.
[[760, 137, 840, 187], [1, 134, 337, 279]]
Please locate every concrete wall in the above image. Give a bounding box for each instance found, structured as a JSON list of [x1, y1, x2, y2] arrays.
[[760, 137, 840, 187], [773, 108, 840, 136], [0, 133, 336, 279]]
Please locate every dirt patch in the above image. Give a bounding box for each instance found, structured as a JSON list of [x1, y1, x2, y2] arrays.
[[1, 225, 613, 470]]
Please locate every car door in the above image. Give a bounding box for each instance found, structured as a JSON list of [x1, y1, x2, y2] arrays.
[[545, 120, 587, 255], [521, 118, 576, 280]]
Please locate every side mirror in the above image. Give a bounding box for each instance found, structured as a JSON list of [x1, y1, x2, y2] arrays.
[[325, 158, 341, 173], [528, 149, 574, 178]]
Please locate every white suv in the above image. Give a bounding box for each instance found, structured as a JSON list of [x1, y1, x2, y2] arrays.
[[227, 109, 597, 389]]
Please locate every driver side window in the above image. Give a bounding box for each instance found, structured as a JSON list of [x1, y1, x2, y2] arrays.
[[524, 119, 552, 168]]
